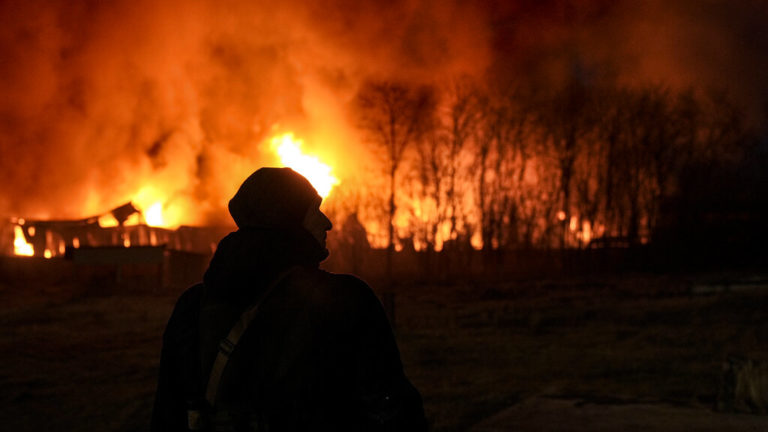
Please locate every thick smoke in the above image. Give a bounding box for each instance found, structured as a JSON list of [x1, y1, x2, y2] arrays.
[[489, 0, 768, 116], [0, 0, 765, 223], [0, 0, 490, 223]]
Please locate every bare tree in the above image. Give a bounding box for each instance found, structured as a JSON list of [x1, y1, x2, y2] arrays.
[[442, 78, 481, 242], [412, 115, 448, 253], [354, 80, 435, 279], [472, 84, 536, 256], [535, 78, 594, 249]]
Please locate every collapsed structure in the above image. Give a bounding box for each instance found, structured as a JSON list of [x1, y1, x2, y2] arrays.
[[0, 203, 232, 290], [2, 202, 228, 259]]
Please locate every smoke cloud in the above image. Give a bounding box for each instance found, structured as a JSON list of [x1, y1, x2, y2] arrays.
[[0, 0, 765, 223]]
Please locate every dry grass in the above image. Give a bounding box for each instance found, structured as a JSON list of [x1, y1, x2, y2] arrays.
[[0, 283, 173, 431], [394, 274, 768, 430], [1, 272, 767, 431]]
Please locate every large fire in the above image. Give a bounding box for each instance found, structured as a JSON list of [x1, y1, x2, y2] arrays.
[[8, 131, 343, 257], [1, 0, 765, 264], [271, 133, 339, 198], [74, 132, 337, 239], [72, 131, 339, 238]]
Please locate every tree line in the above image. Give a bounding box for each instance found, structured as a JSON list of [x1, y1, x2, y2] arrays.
[[340, 75, 763, 265]]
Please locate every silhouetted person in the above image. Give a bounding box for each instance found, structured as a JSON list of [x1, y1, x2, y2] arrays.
[[339, 212, 370, 274], [151, 167, 426, 431]]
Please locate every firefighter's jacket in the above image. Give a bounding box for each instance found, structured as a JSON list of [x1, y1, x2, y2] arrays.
[[151, 228, 427, 431]]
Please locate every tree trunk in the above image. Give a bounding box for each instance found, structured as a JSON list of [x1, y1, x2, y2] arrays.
[[386, 166, 396, 282]]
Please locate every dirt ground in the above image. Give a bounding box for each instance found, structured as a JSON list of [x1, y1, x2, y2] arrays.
[[1, 270, 767, 431], [470, 396, 768, 431]]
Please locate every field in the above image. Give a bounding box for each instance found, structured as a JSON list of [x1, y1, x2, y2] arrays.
[[1, 271, 768, 431]]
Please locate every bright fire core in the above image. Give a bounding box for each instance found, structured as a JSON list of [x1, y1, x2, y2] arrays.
[[13, 225, 34, 256], [271, 133, 339, 198]]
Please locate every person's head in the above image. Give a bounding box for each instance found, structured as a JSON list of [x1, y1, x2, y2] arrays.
[[228, 167, 332, 247]]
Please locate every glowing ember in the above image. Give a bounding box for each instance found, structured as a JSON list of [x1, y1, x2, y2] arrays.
[[44, 249, 52, 259], [13, 226, 34, 256], [271, 133, 339, 198]]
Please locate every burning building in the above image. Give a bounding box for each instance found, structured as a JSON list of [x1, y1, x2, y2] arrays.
[[0, 0, 766, 277], [3, 202, 223, 259]]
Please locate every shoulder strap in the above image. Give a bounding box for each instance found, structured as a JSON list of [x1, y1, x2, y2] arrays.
[[204, 266, 301, 407]]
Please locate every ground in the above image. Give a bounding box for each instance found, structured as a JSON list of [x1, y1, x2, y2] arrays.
[[1, 271, 767, 431]]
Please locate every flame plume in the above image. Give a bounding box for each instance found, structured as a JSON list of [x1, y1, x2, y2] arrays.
[[271, 133, 339, 198]]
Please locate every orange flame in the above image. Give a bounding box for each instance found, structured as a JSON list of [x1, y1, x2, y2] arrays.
[[271, 133, 339, 198], [132, 186, 181, 228], [96, 187, 180, 229], [13, 225, 34, 256], [144, 202, 165, 227]]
